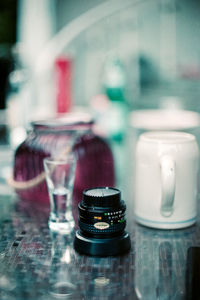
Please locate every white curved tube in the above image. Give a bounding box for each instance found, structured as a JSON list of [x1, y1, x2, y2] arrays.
[[34, 0, 151, 76]]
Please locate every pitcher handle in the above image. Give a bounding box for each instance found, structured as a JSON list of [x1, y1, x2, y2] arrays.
[[160, 155, 176, 217]]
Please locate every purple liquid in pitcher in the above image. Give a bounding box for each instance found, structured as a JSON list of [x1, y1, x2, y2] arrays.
[[13, 116, 115, 219]]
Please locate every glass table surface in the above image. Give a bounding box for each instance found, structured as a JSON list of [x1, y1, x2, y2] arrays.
[[0, 190, 200, 300]]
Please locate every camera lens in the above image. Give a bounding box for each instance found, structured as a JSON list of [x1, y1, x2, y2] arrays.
[[74, 187, 131, 256], [79, 187, 126, 237]]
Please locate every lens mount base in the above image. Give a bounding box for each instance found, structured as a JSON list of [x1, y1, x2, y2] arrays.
[[74, 230, 131, 257]]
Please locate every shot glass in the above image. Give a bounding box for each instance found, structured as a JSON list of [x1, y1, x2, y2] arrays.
[[43, 155, 76, 234]]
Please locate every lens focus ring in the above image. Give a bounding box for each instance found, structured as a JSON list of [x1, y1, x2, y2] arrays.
[[79, 220, 126, 235]]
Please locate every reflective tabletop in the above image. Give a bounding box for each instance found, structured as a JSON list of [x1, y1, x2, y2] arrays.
[[0, 190, 200, 300]]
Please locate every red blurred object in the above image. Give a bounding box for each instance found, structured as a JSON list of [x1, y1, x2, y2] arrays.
[[55, 57, 72, 113]]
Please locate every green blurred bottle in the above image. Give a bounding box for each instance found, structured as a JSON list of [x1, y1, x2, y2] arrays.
[[103, 57, 128, 141]]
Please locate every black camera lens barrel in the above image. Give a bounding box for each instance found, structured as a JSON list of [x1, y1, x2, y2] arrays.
[[79, 187, 126, 237], [74, 187, 131, 256]]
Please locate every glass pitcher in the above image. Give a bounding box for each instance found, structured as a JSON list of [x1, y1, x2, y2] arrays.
[[11, 113, 115, 218]]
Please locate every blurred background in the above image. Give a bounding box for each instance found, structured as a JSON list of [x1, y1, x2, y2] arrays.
[[0, 0, 200, 203], [1, 0, 200, 147]]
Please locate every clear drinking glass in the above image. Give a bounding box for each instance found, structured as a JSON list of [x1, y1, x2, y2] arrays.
[[43, 155, 76, 234]]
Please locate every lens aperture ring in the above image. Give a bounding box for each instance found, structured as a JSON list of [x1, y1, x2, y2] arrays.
[[78, 202, 126, 219]]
